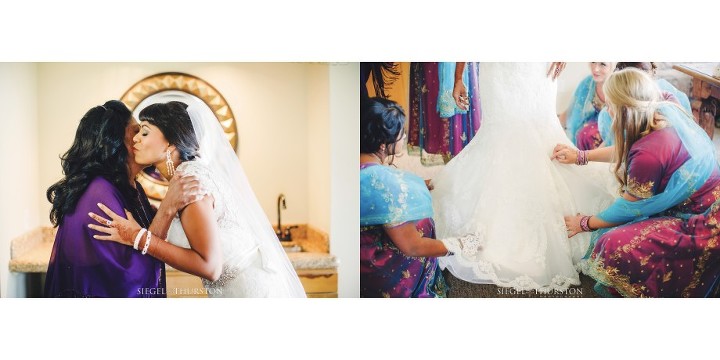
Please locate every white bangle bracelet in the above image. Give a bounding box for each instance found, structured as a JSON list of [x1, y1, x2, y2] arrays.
[[141, 230, 152, 255], [133, 228, 147, 250]]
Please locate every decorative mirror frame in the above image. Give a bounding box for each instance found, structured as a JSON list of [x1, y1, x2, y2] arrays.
[[120, 72, 238, 203]]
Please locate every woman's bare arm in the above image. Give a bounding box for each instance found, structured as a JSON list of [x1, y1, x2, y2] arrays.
[[384, 222, 448, 257]]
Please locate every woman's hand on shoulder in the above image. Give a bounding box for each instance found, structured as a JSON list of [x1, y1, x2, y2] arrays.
[[164, 171, 205, 213]]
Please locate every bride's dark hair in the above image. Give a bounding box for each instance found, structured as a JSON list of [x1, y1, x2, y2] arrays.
[[360, 97, 405, 157], [47, 100, 137, 226], [139, 101, 200, 161]]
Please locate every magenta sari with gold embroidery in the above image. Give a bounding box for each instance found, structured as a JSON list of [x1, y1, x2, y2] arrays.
[[583, 128, 720, 297]]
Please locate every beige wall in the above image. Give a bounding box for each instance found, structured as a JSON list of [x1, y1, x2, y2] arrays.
[[556, 62, 591, 114], [306, 65, 331, 233], [36, 63, 322, 228], [330, 63, 359, 297], [0, 63, 39, 297]]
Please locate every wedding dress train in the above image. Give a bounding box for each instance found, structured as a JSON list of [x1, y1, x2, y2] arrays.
[[431, 63, 616, 292]]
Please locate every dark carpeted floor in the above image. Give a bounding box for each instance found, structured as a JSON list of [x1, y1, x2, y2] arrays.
[[443, 270, 601, 298]]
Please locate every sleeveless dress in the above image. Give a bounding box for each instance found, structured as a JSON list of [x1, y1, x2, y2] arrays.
[[431, 63, 617, 292], [167, 161, 303, 297]]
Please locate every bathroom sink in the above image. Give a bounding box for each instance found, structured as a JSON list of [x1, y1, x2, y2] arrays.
[[274, 224, 329, 253], [283, 244, 303, 253]]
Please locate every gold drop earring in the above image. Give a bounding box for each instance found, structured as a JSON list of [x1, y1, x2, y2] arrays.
[[165, 149, 175, 177]]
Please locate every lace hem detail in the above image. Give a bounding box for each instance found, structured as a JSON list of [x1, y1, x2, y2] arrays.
[[442, 255, 581, 293]]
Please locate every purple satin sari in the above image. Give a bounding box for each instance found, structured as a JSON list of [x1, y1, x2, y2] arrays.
[[44, 177, 165, 298]]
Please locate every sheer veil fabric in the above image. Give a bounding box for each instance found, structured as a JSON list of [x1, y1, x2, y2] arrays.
[[183, 102, 306, 297], [139, 92, 306, 297]]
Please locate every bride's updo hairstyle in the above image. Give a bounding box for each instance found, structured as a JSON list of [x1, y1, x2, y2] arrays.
[[361, 97, 405, 161], [604, 67, 666, 189], [139, 101, 200, 161]]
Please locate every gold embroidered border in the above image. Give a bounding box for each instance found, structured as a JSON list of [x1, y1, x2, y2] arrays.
[[682, 236, 718, 297], [584, 256, 647, 297], [609, 218, 679, 262], [627, 176, 655, 199]]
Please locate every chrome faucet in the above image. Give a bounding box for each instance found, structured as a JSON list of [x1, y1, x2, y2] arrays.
[[276, 194, 297, 241]]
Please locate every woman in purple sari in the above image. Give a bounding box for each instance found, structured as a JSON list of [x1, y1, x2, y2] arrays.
[[408, 62, 482, 165], [556, 68, 720, 297], [44, 100, 199, 297]]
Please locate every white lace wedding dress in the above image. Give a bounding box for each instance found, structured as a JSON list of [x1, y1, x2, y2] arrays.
[[431, 62, 616, 292], [167, 160, 304, 297]]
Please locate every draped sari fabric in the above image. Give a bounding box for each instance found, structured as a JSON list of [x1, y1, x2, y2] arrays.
[[408, 62, 482, 165], [565, 75, 603, 150], [45, 177, 165, 298], [581, 104, 720, 297], [360, 163, 446, 297]]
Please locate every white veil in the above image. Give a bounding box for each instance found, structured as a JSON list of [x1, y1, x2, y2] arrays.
[[185, 102, 307, 297]]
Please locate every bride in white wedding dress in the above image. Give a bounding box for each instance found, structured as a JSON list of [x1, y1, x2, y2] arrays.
[[431, 63, 616, 292], [89, 96, 306, 297]]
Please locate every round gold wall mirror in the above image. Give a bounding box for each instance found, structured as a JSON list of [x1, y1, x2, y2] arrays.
[[120, 72, 237, 204]]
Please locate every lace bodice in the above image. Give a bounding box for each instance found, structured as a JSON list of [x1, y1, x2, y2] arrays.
[[478, 63, 558, 126], [167, 160, 258, 289]]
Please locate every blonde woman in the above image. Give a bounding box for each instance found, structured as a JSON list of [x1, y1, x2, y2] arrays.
[[561, 68, 720, 297]]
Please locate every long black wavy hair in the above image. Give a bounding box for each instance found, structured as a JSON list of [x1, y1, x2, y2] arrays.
[[138, 101, 200, 162], [47, 100, 137, 226], [361, 63, 401, 99]]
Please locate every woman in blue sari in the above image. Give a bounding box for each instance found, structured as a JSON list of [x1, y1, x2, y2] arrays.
[[555, 68, 720, 297], [360, 97, 480, 297], [560, 62, 615, 151]]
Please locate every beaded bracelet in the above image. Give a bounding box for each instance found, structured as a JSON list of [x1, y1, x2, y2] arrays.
[[576, 150, 589, 166], [141, 230, 152, 255], [133, 228, 147, 250], [580, 215, 592, 232]]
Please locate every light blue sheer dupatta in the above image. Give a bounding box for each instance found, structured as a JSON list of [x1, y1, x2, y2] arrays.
[[597, 103, 717, 225], [360, 164, 434, 226], [657, 78, 691, 113], [437, 62, 469, 118], [565, 75, 597, 144], [599, 79, 692, 146]]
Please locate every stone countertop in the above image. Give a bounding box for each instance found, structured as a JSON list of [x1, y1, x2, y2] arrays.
[[9, 226, 338, 273], [286, 252, 338, 270]]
